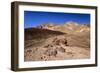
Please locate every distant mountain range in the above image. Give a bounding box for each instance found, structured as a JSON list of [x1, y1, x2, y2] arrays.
[[36, 22, 90, 34]]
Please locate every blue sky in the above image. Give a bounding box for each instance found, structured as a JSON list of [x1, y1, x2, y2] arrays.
[[24, 11, 90, 28]]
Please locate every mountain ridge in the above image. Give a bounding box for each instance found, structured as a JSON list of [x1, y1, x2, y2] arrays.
[[36, 22, 90, 34]]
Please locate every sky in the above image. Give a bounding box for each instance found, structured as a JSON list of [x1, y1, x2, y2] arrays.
[[24, 11, 90, 28]]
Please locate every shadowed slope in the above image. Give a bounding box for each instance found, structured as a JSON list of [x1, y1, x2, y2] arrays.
[[25, 27, 66, 41]]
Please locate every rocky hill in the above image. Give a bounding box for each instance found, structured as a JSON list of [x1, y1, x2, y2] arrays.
[[24, 22, 90, 61]]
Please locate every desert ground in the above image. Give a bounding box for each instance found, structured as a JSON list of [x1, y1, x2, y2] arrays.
[[24, 22, 90, 61]]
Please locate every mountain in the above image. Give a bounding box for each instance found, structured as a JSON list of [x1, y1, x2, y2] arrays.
[[37, 22, 90, 34], [24, 22, 90, 61]]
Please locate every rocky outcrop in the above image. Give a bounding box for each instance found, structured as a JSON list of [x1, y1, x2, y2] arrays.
[[24, 34, 90, 61]]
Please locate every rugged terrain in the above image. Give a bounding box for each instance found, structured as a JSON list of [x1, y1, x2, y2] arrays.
[[24, 22, 90, 61]]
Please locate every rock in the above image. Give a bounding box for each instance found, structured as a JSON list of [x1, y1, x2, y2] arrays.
[[57, 47, 66, 53], [45, 49, 57, 56]]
